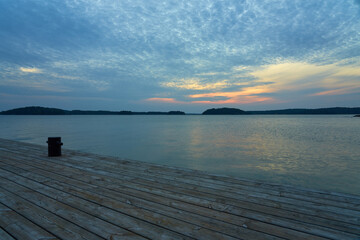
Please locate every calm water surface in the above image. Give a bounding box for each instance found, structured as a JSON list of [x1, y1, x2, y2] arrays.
[[1, 115, 359, 195]]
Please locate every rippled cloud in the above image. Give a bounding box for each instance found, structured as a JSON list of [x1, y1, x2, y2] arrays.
[[0, 0, 359, 111], [19, 67, 42, 73]]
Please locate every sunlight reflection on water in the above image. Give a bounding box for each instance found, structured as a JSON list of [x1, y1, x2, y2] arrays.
[[1, 115, 359, 195]]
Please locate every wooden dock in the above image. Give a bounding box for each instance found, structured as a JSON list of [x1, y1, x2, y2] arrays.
[[0, 138, 359, 240]]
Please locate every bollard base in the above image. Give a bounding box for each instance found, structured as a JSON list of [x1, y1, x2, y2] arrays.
[[47, 137, 63, 157]]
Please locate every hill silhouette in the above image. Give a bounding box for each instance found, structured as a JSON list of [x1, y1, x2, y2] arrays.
[[2, 106, 360, 115], [202, 108, 247, 115], [0, 106, 185, 115], [0, 106, 67, 115]]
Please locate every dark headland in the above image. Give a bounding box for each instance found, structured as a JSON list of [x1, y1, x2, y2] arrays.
[[202, 107, 247, 115], [0, 106, 185, 115], [1, 106, 360, 115], [202, 107, 360, 115]]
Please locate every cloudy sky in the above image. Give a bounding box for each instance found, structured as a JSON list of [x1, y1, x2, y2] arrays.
[[1, 0, 359, 112]]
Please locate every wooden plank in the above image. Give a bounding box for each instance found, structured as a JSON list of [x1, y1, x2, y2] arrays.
[[0, 150, 356, 240], [0, 202, 58, 240], [5, 137, 360, 211], [5, 141, 359, 216], [0, 185, 118, 240], [0, 169, 147, 239], [0, 164, 283, 240], [2, 147, 358, 227], [0, 175, 183, 240], [6, 149, 358, 230], [15, 160, 360, 239], [0, 227, 16, 240], [2, 154, 358, 239], [0, 170, 220, 240], [3, 156, 360, 238], [1, 138, 360, 240]]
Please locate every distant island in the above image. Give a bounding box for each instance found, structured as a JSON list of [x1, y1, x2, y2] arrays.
[[203, 107, 360, 115], [0, 106, 185, 115], [202, 107, 247, 115], [202, 107, 360, 115], [1, 106, 360, 115]]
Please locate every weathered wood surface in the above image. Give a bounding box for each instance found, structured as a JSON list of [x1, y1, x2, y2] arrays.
[[0, 138, 359, 240]]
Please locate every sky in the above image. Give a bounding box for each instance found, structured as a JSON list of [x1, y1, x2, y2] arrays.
[[0, 0, 359, 113]]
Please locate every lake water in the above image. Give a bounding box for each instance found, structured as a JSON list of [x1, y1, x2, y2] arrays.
[[0, 115, 359, 196]]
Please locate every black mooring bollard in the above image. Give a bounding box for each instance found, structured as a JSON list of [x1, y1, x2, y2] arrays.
[[47, 137, 63, 157]]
